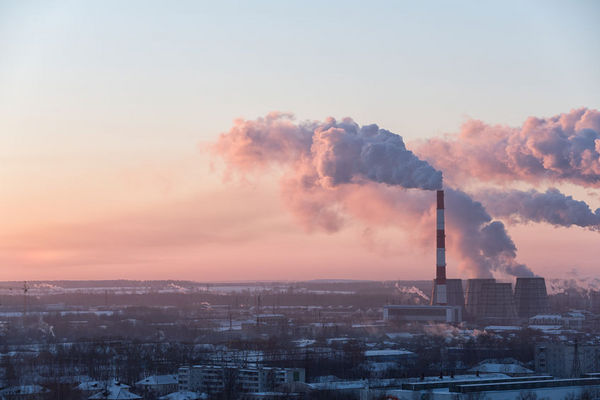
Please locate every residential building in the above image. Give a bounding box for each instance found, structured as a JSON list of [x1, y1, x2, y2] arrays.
[[535, 342, 600, 378], [178, 365, 305, 395]]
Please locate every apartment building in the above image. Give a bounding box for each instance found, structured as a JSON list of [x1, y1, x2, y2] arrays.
[[178, 364, 305, 394]]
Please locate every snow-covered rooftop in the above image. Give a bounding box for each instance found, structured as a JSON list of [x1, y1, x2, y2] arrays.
[[88, 384, 142, 400], [159, 391, 208, 400], [0, 385, 49, 395], [136, 375, 178, 386], [468, 363, 534, 374], [364, 349, 415, 357]]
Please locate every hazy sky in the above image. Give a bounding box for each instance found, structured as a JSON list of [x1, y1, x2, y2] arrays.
[[1, 1, 599, 281]]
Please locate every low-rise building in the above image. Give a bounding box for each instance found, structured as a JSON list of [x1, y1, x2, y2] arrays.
[[178, 365, 305, 395], [361, 375, 600, 400], [383, 305, 462, 323], [135, 375, 178, 396], [88, 383, 142, 400], [528, 312, 586, 330]]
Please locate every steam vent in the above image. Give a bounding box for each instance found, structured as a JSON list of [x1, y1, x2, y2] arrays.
[[514, 277, 549, 318]]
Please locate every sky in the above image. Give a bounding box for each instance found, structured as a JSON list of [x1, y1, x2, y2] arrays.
[[1, 0, 599, 281]]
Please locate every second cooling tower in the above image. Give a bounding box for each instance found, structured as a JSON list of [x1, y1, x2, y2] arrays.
[[514, 277, 549, 318], [466, 279, 517, 321]]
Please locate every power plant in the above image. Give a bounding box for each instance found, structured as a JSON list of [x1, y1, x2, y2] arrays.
[[385, 189, 549, 325]]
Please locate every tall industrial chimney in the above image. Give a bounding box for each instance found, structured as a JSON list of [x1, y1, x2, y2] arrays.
[[434, 190, 447, 305]]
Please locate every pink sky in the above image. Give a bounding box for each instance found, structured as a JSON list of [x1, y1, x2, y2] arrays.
[[1, 147, 598, 281], [1, 2, 599, 281]]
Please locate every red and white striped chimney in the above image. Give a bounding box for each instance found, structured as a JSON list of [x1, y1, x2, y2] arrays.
[[434, 189, 447, 305]]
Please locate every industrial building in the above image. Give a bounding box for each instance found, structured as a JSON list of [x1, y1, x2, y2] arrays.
[[383, 304, 462, 323], [177, 365, 305, 394]]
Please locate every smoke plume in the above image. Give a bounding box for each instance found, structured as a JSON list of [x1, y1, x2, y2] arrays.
[[215, 112, 442, 190], [477, 188, 600, 231], [214, 113, 531, 278], [444, 188, 532, 278], [416, 108, 600, 188]]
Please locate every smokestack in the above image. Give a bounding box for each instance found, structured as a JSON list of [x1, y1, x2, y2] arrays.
[[434, 190, 447, 305]]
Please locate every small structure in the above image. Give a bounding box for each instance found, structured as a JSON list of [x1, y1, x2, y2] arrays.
[[0, 385, 50, 400], [364, 349, 417, 363], [77, 380, 131, 398], [135, 375, 178, 396], [88, 383, 142, 400], [159, 391, 207, 400]]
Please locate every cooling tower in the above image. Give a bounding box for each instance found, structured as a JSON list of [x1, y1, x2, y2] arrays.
[[431, 278, 464, 308], [446, 279, 465, 309], [514, 277, 549, 318], [478, 282, 517, 320], [465, 278, 495, 319]]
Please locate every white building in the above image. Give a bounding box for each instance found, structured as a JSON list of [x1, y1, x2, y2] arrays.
[[529, 312, 586, 330], [178, 365, 305, 395]]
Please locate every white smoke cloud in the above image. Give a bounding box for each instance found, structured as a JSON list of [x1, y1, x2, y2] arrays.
[[477, 188, 600, 231], [214, 113, 532, 278]]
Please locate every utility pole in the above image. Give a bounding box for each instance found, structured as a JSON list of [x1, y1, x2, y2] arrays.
[[571, 339, 582, 378]]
